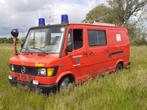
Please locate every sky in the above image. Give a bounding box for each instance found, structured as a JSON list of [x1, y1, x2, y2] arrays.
[[0, 0, 105, 37]]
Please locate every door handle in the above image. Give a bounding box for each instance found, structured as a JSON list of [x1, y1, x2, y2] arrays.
[[72, 55, 83, 58]]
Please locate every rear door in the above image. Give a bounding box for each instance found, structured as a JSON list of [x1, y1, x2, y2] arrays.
[[107, 29, 130, 70]]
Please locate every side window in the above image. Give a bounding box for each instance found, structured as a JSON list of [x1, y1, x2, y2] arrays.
[[88, 30, 107, 46], [73, 29, 83, 50], [67, 29, 83, 51]]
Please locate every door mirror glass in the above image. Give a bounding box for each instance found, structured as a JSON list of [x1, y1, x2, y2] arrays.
[[66, 45, 72, 53], [11, 29, 19, 38]]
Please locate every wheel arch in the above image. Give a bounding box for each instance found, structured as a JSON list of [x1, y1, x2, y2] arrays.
[[115, 60, 124, 68], [56, 71, 76, 85]]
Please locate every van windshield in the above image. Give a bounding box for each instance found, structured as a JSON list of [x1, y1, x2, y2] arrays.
[[22, 26, 65, 53]]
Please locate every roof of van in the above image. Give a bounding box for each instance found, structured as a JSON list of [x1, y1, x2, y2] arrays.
[[30, 23, 127, 29], [68, 23, 126, 28]]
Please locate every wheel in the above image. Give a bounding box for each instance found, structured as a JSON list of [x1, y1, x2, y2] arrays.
[[116, 63, 123, 72], [59, 77, 73, 92]]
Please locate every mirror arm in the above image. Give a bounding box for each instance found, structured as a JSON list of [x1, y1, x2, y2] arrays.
[[13, 38, 18, 55], [11, 29, 19, 55]]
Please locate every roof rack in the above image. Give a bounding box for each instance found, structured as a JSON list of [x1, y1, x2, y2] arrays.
[[93, 22, 116, 26]]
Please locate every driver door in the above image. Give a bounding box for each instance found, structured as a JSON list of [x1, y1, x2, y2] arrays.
[[64, 28, 91, 82]]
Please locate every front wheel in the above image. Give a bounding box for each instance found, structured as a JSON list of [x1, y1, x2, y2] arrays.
[[59, 77, 73, 92]]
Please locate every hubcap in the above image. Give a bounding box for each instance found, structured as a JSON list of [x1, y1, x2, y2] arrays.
[[60, 78, 70, 91]]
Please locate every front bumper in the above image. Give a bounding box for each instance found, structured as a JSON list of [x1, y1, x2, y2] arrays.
[[8, 75, 57, 91]]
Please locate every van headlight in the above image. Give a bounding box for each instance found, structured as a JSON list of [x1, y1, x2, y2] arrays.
[[38, 67, 58, 77], [38, 68, 47, 76]]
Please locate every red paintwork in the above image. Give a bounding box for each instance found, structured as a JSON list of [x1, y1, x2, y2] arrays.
[[9, 23, 130, 86]]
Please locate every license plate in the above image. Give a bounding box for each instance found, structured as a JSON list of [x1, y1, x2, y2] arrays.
[[21, 75, 27, 81], [15, 73, 34, 81]]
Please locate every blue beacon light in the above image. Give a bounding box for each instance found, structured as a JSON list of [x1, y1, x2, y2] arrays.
[[61, 14, 69, 24], [39, 18, 45, 26]]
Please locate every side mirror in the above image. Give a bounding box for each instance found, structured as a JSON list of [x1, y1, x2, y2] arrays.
[[11, 29, 19, 55], [66, 45, 72, 53], [11, 29, 19, 38]]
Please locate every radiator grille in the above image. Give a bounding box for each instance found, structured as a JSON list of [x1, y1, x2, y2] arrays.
[[11, 65, 38, 76]]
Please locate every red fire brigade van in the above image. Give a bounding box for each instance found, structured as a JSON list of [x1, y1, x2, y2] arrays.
[[8, 15, 130, 92]]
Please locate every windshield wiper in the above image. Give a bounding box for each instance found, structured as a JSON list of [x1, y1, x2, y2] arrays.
[[30, 47, 48, 54], [21, 48, 30, 52]]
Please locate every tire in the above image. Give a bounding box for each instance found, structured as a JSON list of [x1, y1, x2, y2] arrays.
[[59, 77, 73, 92], [115, 63, 123, 72]]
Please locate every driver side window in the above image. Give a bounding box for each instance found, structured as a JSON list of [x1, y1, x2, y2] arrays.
[[67, 29, 83, 51]]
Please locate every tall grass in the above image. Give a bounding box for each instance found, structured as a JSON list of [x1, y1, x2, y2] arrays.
[[0, 44, 147, 110]]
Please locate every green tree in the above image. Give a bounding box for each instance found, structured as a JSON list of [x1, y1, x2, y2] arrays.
[[85, 0, 147, 45], [108, 0, 147, 25], [84, 4, 113, 23], [85, 0, 147, 25]]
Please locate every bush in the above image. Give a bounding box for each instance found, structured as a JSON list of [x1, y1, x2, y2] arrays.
[[128, 25, 147, 46], [132, 37, 147, 46], [0, 37, 25, 44], [0, 38, 13, 44]]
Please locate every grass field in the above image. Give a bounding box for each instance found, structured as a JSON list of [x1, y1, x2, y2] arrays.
[[0, 44, 147, 110]]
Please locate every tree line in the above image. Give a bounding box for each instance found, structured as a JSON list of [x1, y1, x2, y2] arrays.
[[0, 38, 13, 43], [0, 37, 25, 44]]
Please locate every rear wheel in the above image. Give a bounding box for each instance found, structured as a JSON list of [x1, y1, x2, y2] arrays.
[[59, 77, 74, 92], [116, 63, 123, 72]]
